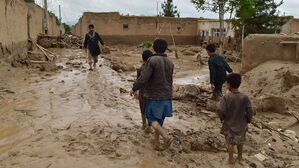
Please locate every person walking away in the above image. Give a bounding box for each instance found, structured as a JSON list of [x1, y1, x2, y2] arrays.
[[218, 73, 253, 164], [130, 39, 174, 150], [136, 50, 153, 131], [206, 44, 232, 100], [83, 24, 105, 71]]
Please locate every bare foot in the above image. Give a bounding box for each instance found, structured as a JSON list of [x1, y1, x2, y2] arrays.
[[163, 137, 173, 150]]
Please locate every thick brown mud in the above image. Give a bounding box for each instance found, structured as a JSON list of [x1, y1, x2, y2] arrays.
[[0, 47, 298, 168]]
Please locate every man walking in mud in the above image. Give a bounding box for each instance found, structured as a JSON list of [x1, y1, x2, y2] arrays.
[[206, 44, 232, 100], [130, 39, 174, 150], [83, 24, 105, 71]]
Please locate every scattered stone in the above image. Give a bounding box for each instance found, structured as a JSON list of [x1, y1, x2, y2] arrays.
[[257, 95, 286, 113], [119, 88, 128, 93], [38, 34, 83, 49], [102, 46, 111, 54], [254, 153, 268, 162], [40, 63, 58, 72]]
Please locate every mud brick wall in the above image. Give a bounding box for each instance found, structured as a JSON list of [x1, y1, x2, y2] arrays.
[[241, 34, 299, 73], [72, 12, 199, 45], [27, 3, 64, 41], [291, 19, 299, 34], [0, 0, 64, 63], [0, 0, 28, 62]]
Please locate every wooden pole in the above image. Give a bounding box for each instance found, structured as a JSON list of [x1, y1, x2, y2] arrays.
[[59, 5, 62, 36], [44, 0, 48, 35]]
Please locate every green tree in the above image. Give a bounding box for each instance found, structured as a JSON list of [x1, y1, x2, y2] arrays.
[[233, 0, 289, 36], [63, 23, 71, 33], [161, 0, 180, 17]]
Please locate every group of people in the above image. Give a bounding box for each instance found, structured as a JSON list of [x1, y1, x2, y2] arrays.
[[83, 24, 254, 165]]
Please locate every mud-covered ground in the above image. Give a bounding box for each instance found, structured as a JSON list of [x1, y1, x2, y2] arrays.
[[0, 46, 298, 168]]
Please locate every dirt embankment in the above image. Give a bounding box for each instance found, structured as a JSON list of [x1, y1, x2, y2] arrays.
[[0, 45, 298, 168]]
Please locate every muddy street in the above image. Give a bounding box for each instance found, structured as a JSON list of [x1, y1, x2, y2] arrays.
[[0, 47, 298, 168]]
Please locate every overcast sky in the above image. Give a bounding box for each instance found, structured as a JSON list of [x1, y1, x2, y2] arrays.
[[35, 0, 299, 25]]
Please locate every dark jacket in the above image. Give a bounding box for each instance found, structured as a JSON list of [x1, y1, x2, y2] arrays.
[[137, 64, 146, 97], [83, 31, 104, 56], [137, 64, 146, 114], [219, 92, 253, 137], [208, 54, 232, 84], [133, 53, 174, 100]]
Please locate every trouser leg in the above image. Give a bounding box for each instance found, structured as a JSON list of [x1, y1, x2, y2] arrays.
[[237, 145, 243, 161], [228, 144, 234, 164]]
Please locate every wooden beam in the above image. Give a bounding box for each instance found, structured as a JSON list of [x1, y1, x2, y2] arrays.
[[297, 43, 299, 60], [280, 41, 299, 44]]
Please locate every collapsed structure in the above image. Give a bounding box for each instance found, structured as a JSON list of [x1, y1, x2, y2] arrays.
[[242, 34, 299, 73]]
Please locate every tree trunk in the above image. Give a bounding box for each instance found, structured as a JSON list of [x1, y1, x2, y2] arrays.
[[219, 2, 225, 55]]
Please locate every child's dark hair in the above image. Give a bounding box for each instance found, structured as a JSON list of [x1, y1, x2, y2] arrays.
[[226, 73, 242, 89], [206, 44, 216, 53], [88, 24, 94, 28], [142, 50, 153, 61], [153, 39, 168, 53]]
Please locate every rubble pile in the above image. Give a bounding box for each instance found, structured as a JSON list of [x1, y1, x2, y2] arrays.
[[37, 34, 83, 49]]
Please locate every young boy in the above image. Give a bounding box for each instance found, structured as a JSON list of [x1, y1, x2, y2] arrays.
[[218, 73, 253, 164], [137, 50, 153, 130], [130, 39, 174, 150], [206, 44, 233, 100], [83, 24, 105, 71]]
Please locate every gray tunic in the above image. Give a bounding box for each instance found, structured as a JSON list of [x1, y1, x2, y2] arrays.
[[219, 92, 253, 145]]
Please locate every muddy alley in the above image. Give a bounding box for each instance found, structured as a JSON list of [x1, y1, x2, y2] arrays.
[[0, 45, 298, 168]]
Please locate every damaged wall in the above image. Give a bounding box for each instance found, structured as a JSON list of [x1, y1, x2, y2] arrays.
[[0, 0, 28, 62], [241, 34, 299, 73], [291, 19, 299, 34], [0, 0, 64, 63], [26, 2, 64, 41], [280, 17, 299, 35], [72, 12, 199, 45]]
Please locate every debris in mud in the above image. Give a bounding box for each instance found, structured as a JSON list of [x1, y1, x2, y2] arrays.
[[173, 84, 210, 100], [173, 84, 210, 108], [37, 34, 83, 49], [102, 46, 111, 54], [119, 88, 128, 93], [102, 55, 135, 72], [39, 62, 58, 72], [256, 95, 287, 113], [0, 88, 15, 94], [72, 61, 83, 68], [255, 153, 268, 162], [282, 70, 299, 91]]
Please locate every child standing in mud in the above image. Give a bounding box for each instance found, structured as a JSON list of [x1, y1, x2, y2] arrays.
[[206, 44, 232, 100], [83, 24, 105, 71], [219, 73, 253, 164], [130, 39, 174, 150], [136, 50, 153, 130]]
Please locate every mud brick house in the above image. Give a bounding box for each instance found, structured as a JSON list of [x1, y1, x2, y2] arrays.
[[197, 19, 235, 45], [281, 16, 299, 35], [72, 12, 199, 45]]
